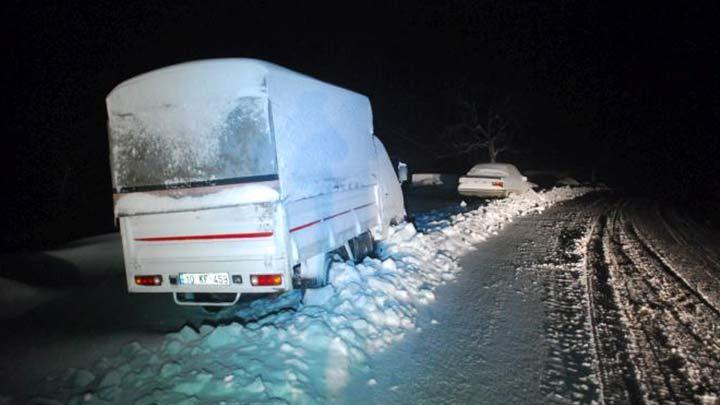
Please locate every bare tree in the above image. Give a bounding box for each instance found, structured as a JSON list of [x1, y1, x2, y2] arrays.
[[443, 96, 516, 163]]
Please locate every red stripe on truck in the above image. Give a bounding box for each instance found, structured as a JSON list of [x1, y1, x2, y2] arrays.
[[323, 210, 351, 221], [135, 232, 273, 242], [289, 202, 376, 233], [137, 202, 377, 239], [289, 220, 321, 233]]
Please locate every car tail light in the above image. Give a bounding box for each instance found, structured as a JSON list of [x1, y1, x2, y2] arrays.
[[135, 275, 163, 286], [250, 274, 283, 286], [492, 181, 504, 187]]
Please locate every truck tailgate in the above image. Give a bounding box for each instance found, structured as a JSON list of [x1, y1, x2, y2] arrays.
[[120, 202, 289, 293]]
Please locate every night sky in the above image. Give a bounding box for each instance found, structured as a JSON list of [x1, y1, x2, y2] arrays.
[[4, 1, 720, 249]]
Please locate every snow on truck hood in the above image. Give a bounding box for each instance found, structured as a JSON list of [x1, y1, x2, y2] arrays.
[[114, 185, 280, 217]]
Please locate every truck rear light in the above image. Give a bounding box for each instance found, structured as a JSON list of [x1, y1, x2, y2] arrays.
[[250, 274, 282, 286], [492, 181, 504, 187], [135, 275, 163, 286]]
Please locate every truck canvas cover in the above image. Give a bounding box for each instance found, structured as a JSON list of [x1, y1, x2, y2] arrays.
[[107, 59, 376, 209]]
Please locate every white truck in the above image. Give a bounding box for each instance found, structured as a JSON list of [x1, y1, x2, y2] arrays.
[[107, 59, 406, 306]]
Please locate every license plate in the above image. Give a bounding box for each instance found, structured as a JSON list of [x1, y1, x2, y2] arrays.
[[178, 272, 230, 286]]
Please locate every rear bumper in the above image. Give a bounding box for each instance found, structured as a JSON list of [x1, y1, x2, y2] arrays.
[[119, 199, 293, 295], [127, 257, 291, 295]]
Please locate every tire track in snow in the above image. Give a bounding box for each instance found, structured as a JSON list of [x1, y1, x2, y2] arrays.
[[633, 202, 720, 311], [585, 211, 644, 404], [628, 208, 720, 318], [602, 204, 720, 403], [663, 207, 720, 270], [525, 196, 608, 403]]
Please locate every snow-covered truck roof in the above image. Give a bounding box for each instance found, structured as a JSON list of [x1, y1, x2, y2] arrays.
[[107, 59, 366, 107], [107, 59, 376, 199]]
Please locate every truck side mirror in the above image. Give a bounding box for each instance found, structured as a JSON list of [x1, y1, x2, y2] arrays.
[[397, 162, 408, 183]]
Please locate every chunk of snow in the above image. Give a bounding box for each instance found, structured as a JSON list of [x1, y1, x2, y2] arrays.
[[72, 369, 95, 388], [302, 285, 335, 307], [325, 338, 350, 394], [160, 362, 182, 378]]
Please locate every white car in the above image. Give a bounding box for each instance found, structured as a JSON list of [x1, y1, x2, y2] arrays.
[[458, 163, 533, 198]]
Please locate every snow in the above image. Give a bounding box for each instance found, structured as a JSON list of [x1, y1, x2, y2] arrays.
[[557, 177, 581, 186], [411, 173, 458, 187], [0, 277, 59, 320], [114, 184, 280, 217], [0, 233, 127, 320], [107, 60, 274, 191], [21, 187, 593, 403], [595, 203, 720, 401], [372, 136, 406, 227], [467, 162, 519, 177], [43, 233, 124, 277], [267, 60, 376, 201], [461, 163, 533, 195]]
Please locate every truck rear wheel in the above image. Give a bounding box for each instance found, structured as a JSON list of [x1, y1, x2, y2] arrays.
[[349, 231, 374, 263], [300, 253, 333, 288]]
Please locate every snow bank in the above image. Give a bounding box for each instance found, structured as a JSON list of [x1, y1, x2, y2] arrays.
[[30, 187, 593, 403], [44, 233, 124, 278], [0, 277, 59, 320]]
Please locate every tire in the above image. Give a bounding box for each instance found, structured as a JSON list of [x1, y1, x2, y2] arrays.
[[349, 231, 374, 263], [301, 253, 333, 288]]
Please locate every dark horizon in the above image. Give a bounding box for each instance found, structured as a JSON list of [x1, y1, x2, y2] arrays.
[[4, 1, 720, 249]]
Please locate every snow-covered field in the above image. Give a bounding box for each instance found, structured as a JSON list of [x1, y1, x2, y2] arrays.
[[3, 187, 591, 404]]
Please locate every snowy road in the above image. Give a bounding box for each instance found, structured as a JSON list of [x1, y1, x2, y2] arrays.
[[2, 191, 720, 404], [588, 202, 720, 403], [343, 196, 720, 404], [343, 194, 610, 403]]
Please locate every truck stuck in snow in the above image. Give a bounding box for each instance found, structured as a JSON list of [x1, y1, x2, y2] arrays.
[[107, 59, 406, 306]]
